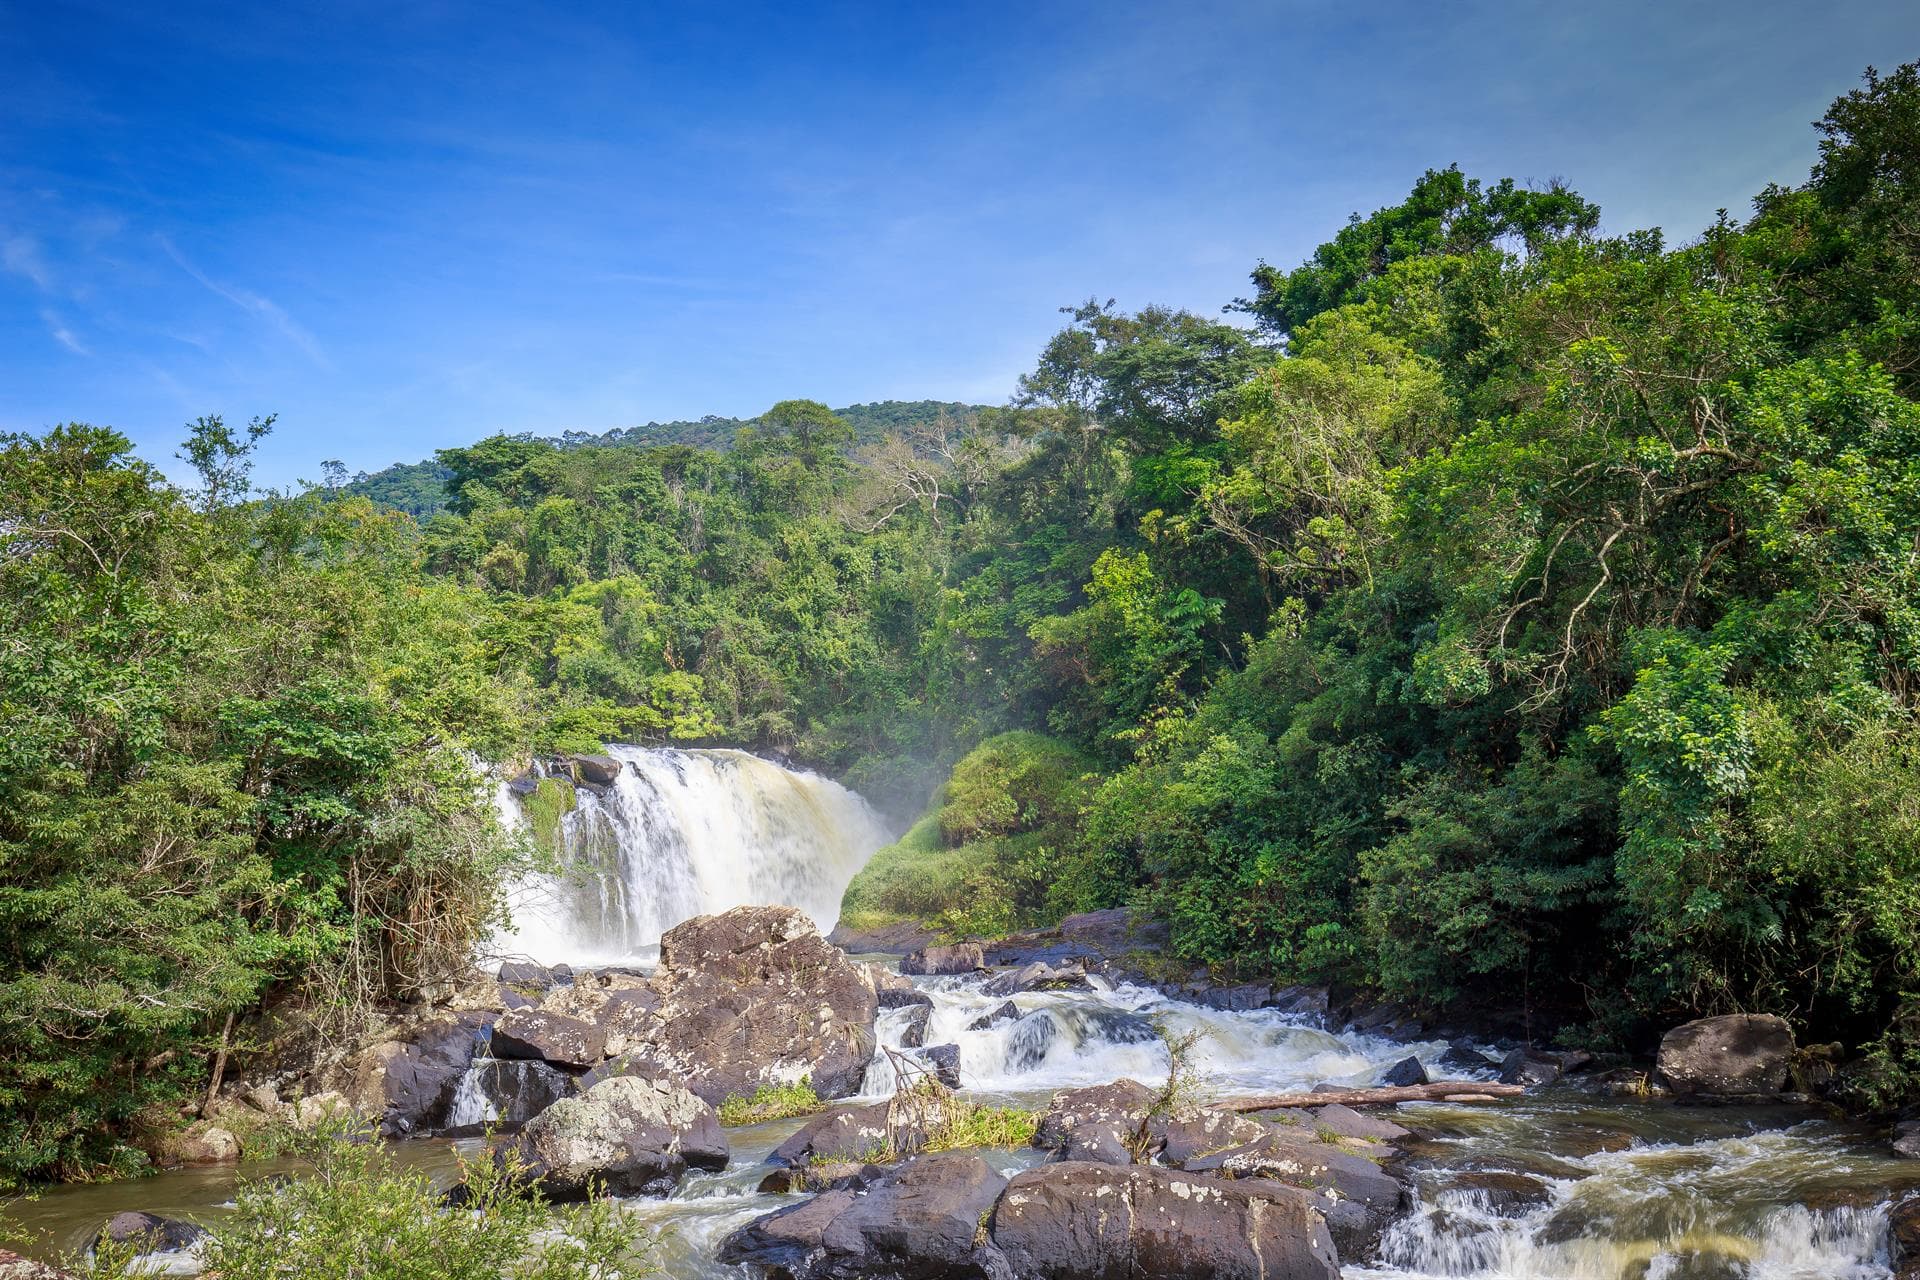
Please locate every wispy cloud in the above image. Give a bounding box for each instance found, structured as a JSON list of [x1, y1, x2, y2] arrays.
[[2, 234, 53, 289], [40, 310, 90, 356], [157, 234, 331, 369]]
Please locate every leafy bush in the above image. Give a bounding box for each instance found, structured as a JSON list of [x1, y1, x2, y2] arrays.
[[202, 1126, 659, 1280]]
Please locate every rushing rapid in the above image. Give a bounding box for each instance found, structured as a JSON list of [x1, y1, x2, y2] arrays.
[[494, 746, 891, 965], [10, 969, 1915, 1278]]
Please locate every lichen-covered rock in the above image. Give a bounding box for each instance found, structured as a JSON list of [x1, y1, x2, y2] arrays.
[[611, 906, 878, 1103], [1034, 1079, 1160, 1164], [497, 1075, 726, 1200], [1657, 1014, 1796, 1097], [490, 1008, 606, 1069], [153, 1121, 240, 1166]]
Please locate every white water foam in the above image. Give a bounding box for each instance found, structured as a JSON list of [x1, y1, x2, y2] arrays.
[[494, 746, 891, 966]]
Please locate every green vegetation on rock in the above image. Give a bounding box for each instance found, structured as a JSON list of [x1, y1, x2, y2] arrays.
[[717, 1079, 825, 1126]]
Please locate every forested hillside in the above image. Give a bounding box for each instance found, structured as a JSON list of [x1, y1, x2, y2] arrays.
[[341, 400, 986, 518], [4, 65, 1920, 1187]]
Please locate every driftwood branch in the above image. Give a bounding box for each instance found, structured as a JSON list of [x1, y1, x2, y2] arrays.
[[1219, 1081, 1525, 1112]]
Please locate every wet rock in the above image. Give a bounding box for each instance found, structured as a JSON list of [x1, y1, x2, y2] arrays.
[[496, 1075, 726, 1200], [772, 1085, 969, 1167], [1444, 1170, 1553, 1215], [967, 1000, 1022, 1031], [93, 1212, 208, 1255], [983, 960, 1090, 997], [898, 1003, 931, 1048], [1346, 1001, 1425, 1041], [1309, 1102, 1410, 1142], [567, 752, 624, 787], [1159, 1107, 1273, 1165], [722, 1153, 1007, 1278], [331, 1010, 498, 1135], [440, 1058, 575, 1135], [770, 1102, 898, 1166], [757, 1161, 886, 1194], [490, 1009, 606, 1070], [1185, 1131, 1406, 1221], [900, 943, 985, 975], [720, 1187, 859, 1274], [1190, 982, 1272, 1012], [1895, 1120, 1920, 1159], [991, 1162, 1341, 1280], [1035, 1079, 1160, 1165], [1441, 1040, 1500, 1072], [1270, 984, 1331, 1023], [1889, 1194, 1920, 1279], [924, 1043, 963, 1089], [611, 906, 879, 1103], [876, 988, 933, 1010], [1383, 1054, 1429, 1087], [1498, 1048, 1563, 1087], [1657, 1014, 1796, 1099]]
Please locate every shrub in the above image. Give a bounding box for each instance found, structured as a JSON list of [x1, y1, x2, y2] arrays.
[[200, 1124, 659, 1280], [717, 1079, 823, 1126]]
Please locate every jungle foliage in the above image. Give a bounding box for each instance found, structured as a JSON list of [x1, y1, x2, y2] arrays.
[[7, 66, 1920, 1187]]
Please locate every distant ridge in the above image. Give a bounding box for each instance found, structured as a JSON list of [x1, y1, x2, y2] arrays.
[[344, 399, 990, 518]]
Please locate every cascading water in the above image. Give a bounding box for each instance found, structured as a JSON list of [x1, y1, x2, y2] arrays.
[[493, 746, 891, 966]]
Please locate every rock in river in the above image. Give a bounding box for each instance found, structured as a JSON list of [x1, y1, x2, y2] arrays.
[[496, 1074, 727, 1200], [1657, 1013, 1796, 1098]]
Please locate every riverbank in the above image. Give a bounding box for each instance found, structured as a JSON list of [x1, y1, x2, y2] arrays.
[[7, 907, 1920, 1279]]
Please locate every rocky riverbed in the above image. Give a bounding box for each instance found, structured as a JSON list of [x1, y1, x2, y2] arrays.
[[7, 906, 1920, 1279]]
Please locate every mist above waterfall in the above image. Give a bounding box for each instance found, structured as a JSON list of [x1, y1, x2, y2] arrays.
[[496, 746, 891, 966]]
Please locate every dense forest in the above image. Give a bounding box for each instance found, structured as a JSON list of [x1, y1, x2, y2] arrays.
[[341, 400, 987, 517], [4, 65, 1920, 1187]]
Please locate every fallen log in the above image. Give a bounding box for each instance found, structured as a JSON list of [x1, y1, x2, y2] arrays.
[[1220, 1081, 1525, 1112]]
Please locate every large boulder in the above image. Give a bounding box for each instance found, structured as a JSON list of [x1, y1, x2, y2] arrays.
[[901, 943, 986, 976], [1034, 1079, 1160, 1165], [1657, 1014, 1796, 1098], [331, 1011, 497, 1136], [1184, 1132, 1406, 1218], [991, 1162, 1340, 1280], [611, 906, 879, 1103], [722, 1153, 1007, 1278], [490, 1008, 606, 1070], [497, 1075, 726, 1200], [983, 961, 1091, 998], [568, 753, 624, 787]]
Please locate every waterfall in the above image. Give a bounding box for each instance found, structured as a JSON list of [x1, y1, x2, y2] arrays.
[[495, 746, 891, 966]]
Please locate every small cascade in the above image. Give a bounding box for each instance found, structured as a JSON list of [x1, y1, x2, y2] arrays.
[[496, 746, 891, 966], [1357, 1123, 1899, 1280], [439, 1058, 574, 1135]]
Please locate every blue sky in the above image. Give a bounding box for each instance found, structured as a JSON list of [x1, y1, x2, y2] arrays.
[[3, 1, 1917, 488]]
